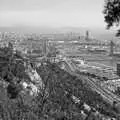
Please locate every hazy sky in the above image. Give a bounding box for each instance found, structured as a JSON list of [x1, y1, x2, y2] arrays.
[[0, 0, 106, 28]]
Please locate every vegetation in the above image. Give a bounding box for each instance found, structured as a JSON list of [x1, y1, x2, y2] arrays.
[[37, 62, 118, 119], [103, 0, 120, 36], [0, 43, 118, 120], [115, 87, 120, 96]]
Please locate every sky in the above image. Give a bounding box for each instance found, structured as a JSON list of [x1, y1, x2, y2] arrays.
[[0, 0, 106, 28]]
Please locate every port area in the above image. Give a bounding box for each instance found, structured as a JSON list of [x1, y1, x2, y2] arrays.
[[66, 52, 119, 77], [62, 51, 120, 103]]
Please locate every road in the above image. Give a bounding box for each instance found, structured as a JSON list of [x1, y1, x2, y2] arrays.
[[62, 59, 120, 105]]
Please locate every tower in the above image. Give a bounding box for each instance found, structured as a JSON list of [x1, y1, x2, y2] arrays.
[[110, 40, 114, 56], [117, 63, 120, 76], [42, 38, 48, 56], [85, 31, 89, 41]]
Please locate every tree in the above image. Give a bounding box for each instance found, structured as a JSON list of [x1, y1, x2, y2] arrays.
[[115, 87, 120, 96], [103, 0, 120, 36]]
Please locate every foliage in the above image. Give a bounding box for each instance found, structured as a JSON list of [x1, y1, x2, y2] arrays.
[[37, 62, 118, 119], [0, 44, 30, 99], [115, 87, 120, 96], [0, 44, 118, 119], [103, 0, 120, 36]]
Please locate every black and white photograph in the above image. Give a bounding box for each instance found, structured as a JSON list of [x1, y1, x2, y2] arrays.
[[0, 0, 120, 119]]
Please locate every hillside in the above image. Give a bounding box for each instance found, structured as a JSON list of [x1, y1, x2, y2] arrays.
[[0, 43, 118, 120]]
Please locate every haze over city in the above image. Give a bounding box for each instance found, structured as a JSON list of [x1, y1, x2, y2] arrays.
[[0, 0, 118, 40], [1, 0, 120, 119]]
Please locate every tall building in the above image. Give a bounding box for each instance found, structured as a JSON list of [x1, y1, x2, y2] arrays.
[[85, 31, 89, 41], [110, 41, 114, 56], [42, 38, 48, 56]]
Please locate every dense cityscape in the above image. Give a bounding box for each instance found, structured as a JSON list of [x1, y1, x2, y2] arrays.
[[0, 30, 120, 120], [1, 0, 120, 120]]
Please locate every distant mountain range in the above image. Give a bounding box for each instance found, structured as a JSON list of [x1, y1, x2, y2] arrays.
[[0, 26, 119, 41]]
